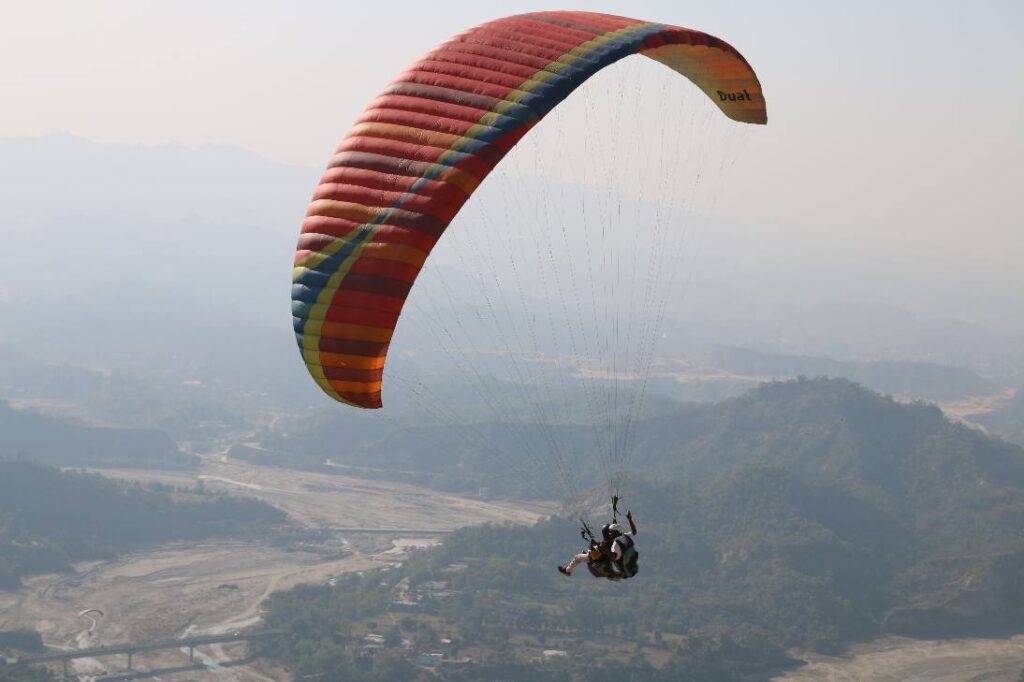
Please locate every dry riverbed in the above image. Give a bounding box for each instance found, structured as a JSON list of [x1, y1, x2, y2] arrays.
[[0, 456, 552, 680], [775, 635, 1024, 681]]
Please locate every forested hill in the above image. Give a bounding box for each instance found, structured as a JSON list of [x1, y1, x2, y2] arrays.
[[0, 400, 195, 469], [632, 379, 1024, 544], [0, 458, 286, 589], [260, 379, 1024, 681], [251, 378, 1022, 505]]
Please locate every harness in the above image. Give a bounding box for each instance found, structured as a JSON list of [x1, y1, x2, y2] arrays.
[[579, 496, 639, 580]]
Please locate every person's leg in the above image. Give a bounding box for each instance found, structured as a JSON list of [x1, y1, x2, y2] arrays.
[[561, 552, 590, 575]]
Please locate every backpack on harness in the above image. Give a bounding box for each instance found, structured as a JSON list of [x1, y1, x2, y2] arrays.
[[613, 535, 640, 579]]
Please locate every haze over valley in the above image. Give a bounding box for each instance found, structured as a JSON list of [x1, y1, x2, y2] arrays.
[[2, 3, 1023, 681]]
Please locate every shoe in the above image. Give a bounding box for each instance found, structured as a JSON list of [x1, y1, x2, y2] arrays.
[[558, 565, 570, 576]]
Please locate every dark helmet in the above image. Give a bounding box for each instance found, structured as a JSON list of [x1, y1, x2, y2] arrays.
[[601, 524, 622, 543]]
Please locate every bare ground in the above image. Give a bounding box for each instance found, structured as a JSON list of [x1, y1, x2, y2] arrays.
[[0, 456, 552, 680], [775, 635, 1024, 682], [937, 387, 1018, 421]]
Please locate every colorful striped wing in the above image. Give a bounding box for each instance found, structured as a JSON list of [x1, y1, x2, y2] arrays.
[[292, 11, 767, 407]]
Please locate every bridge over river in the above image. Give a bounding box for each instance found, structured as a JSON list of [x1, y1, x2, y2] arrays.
[[8, 629, 281, 679]]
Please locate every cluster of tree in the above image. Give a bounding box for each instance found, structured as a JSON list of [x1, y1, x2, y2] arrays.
[[0, 630, 43, 652], [0, 631, 52, 682], [258, 379, 1024, 680], [0, 458, 287, 588], [0, 667, 55, 682], [0, 400, 196, 469]]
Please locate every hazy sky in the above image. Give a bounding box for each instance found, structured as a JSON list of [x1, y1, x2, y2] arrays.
[[3, 1, 1023, 331]]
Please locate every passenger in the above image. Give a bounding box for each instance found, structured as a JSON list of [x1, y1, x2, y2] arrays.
[[558, 499, 638, 580]]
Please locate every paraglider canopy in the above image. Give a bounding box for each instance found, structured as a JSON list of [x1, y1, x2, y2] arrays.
[[291, 11, 766, 408]]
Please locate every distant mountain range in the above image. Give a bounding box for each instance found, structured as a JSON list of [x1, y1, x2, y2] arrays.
[[0, 133, 315, 233], [707, 346, 997, 401], [0, 134, 1020, 457], [0, 133, 1019, 365]]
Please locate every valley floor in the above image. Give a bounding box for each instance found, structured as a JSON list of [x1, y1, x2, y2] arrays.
[[775, 635, 1024, 681], [8, 455, 1024, 681], [0, 456, 552, 681]]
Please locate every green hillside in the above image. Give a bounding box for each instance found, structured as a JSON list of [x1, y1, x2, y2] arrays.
[[0, 400, 195, 469], [0, 458, 286, 589], [259, 379, 1024, 681], [250, 378, 1024, 508]]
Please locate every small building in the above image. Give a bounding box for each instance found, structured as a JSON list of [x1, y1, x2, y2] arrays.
[[416, 652, 444, 668]]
